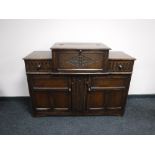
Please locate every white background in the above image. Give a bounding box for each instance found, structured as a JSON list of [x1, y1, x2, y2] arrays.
[[0, 0, 155, 155], [0, 19, 155, 96]]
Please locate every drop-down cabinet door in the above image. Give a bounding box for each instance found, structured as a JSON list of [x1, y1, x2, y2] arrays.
[[85, 75, 131, 115]]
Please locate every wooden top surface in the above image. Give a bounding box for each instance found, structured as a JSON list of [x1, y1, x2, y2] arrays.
[[109, 51, 136, 60], [23, 51, 135, 60], [23, 51, 52, 60], [51, 42, 111, 50]]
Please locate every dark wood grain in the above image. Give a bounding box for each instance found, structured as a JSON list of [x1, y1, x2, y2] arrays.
[[23, 51, 135, 60], [52, 49, 109, 72], [24, 42, 135, 116]]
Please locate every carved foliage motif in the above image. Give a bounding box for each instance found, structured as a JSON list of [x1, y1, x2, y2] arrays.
[[26, 60, 51, 71], [109, 61, 133, 72], [66, 53, 96, 68]]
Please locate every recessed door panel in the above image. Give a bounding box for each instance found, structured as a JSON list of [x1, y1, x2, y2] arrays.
[[86, 91, 106, 110], [106, 89, 126, 108], [48, 91, 71, 110], [32, 91, 72, 111], [33, 91, 50, 109]]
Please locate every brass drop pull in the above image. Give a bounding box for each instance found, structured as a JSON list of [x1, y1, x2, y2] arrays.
[[118, 64, 123, 70], [68, 88, 71, 92]]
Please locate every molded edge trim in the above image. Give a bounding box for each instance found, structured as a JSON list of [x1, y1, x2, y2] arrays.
[[0, 94, 155, 102]]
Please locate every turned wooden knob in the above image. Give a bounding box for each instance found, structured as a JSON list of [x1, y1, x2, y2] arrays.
[[118, 64, 123, 70]]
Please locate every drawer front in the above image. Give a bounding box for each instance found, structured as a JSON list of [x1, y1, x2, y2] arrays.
[[53, 50, 108, 72], [108, 60, 134, 72], [25, 60, 51, 72]]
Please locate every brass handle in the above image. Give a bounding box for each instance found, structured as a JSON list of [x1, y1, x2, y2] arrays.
[[118, 64, 123, 70], [68, 88, 71, 92], [88, 87, 91, 92], [86, 81, 91, 92], [37, 64, 41, 69], [79, 49, 82, 55]]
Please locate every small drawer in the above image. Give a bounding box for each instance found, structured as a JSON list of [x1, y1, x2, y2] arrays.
[[25, 60, 51, 72], [108, 60, 134, 72]]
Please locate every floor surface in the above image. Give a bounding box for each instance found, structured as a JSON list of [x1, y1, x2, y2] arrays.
[[0, 97, 155, 135]]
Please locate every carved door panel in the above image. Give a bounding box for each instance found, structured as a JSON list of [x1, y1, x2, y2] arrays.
[[71, 76, 87, 112], [53, 50, 108, 72], [32, 90, 72, 111]]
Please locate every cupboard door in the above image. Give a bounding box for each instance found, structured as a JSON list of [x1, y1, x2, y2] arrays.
[[86, 75, 128, 112], [52, 50, 109, 72], [30, 75, 72, 112]]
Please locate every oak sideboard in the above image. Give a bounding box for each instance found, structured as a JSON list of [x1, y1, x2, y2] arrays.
[[24, 43, 135, 117]]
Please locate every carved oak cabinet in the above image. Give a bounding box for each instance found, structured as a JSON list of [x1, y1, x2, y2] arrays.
[[24, 43, 135, 117]]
